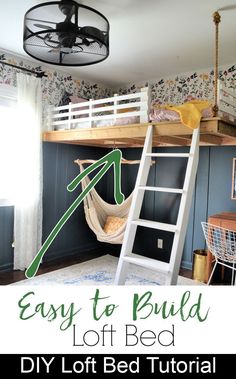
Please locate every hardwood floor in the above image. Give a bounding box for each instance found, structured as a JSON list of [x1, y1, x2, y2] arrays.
[[0, 251, 193, 285], [0, 250, 105, 285], [180, 267, 193, 279]]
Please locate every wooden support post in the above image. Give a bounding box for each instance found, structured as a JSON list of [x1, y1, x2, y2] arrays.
[[67, 102, 72, 130], [46, 105, 53, 131], [89, 99, 93, 128], [140, 86, 149, 123], [114, 93, 118, 125]]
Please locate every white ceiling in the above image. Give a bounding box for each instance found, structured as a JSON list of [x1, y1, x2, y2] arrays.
[[0, 0, 236, 87]]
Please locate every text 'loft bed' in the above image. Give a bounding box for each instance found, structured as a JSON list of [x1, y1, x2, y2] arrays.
[[43, 11, 236, 148]]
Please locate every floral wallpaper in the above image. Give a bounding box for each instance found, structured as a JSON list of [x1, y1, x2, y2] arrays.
[[0, 51, 112, 117], [115, 64, 236, 105], [1, 50, 236, 112]]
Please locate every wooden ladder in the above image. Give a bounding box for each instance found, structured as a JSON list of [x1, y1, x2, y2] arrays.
[[114, 124, 200, 285]]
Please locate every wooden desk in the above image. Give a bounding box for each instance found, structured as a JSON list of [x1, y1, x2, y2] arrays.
[[207, 212, 236, 282]]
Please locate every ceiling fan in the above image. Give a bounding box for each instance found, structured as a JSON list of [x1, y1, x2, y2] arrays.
[[23, 0, 109, 66]]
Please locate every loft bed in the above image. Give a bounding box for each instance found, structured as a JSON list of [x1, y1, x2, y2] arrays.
[[43, 120, 236, 148], [43, 13, 236, 148], [43, 81, 236, 148]]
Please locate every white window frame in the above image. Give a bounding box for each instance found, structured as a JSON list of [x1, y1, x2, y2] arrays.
[[0, 84, 17, 207]]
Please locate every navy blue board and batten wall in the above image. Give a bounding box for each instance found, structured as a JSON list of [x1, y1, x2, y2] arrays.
[[42, 142, 109, 262], [1, 51, 236, 272], [0, 143, 236, 272], [0, 206, 14, 271]]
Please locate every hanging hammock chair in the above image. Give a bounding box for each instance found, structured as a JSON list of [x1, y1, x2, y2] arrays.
[[79, 163, 133, 244]]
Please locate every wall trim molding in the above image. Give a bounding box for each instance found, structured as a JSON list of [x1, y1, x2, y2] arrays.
[[0, 262, 13, 272], [43, 243, 104, 263], [181, 260, 192, 270]]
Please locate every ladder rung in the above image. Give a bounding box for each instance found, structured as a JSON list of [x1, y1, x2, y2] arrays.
[[139, 186, 184, 194], [146, 153, 190, 158], [123, 253, 170, 273], [132, 219, 177, 232]]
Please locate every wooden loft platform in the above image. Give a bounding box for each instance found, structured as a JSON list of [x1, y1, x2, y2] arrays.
[[43, 117, 236, 148]]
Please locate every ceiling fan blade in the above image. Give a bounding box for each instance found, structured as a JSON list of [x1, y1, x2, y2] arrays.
[[48, 48, 61, 53], [217, 5, 236, 11], [26, 17, 57, 25], [80, 38, 90, 47], [75, 39, 102, 48], [80, 26, 104, 40], [90, 40, 103, 48], [48, 47, 68, 54], [34, 23, 54, 29], [25, 42, 58, 50], [49, 46, 83, 54]]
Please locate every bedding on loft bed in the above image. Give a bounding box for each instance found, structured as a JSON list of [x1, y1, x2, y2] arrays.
[[150, 101, 213, 122], [150, 100, 212, 129], [150, 83, 236, 127], [70, 114, 139, 129], [55, 116, 140, 130], [150, 101, 236, 126]]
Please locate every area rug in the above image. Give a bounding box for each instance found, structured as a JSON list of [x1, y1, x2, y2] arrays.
[[12, 254, 201, 286]]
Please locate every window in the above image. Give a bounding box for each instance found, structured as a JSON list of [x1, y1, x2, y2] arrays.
[[0, 84, 17, 206]]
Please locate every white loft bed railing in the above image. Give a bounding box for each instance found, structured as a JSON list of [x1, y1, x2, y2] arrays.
[[47, 87, 149, 131], [218, 79, 236, 121]]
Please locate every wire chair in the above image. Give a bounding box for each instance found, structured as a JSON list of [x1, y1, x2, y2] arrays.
[[201, 222, 236, 285]]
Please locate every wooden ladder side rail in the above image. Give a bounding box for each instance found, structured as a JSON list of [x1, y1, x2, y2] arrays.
[[166, 126, 200, 284]]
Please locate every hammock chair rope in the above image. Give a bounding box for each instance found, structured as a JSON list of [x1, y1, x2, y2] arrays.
[[78, 162, 133, 244]]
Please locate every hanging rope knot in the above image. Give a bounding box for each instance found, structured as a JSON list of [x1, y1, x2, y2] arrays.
[[212, 104, 219, 117], [213, 11, 221, 24]]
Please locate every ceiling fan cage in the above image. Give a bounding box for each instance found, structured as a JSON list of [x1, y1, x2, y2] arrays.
[[23, 0, 109, 66]]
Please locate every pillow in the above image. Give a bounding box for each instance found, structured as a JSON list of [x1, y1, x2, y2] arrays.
[[69, 95, 88, 104], [103, 216, 127, 234], [150, 102, 213, 122], [70, 96, 112, 118], [69, 95, 89, 118], [149, 106, 179, 122]]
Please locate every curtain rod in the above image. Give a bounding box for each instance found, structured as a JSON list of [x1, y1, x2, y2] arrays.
[[0, 60, 47, 78]]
